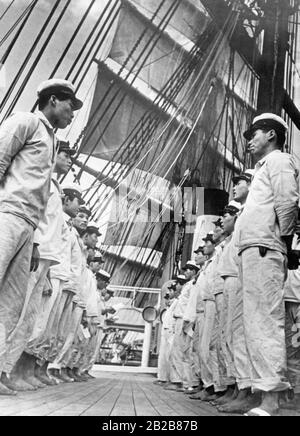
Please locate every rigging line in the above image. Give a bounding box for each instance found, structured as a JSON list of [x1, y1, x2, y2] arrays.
[[0, 0, 38, 65], [84, 14, 232, 209], [101, 177, 181, 258], [65, 73, 98, 139], [74, 0, 183, 182], [92, 45, 226, 214], [4, 0, 72, 120], [0, 0, 37, 48], [73, 1, 176, 183], [103, 151, 189, 243], [90, 38, 226, 214], [66, 0, 117, 83], [80, 23, 216, 199], [72, 1, 164, 157], [87, 31, 205, 179], [0, 0, 15, 23], [30, 0, 98, 113], [85, 28, 217, 206], [0, 0, 61, 115], [104, 175, 185, 240], [72, 1, 121, 90], [101, 182, 185, 275], [73, 0, 176, 171], [108, 186, 185, 276]]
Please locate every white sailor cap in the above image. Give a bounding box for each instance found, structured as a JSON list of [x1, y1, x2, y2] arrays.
[[232, 169, 255, 185], [37, 79, 83, 111], [223, 200, 242, 216], [96, 269, 111, 282], [62, 183, 85, 205], [244, 113, 289, 140], [56, 137, 76, 156], [182, 260, 200, 272], [176, 274, 188, 282], [86, 220, 102, 237], [106, 285, 114, 294]]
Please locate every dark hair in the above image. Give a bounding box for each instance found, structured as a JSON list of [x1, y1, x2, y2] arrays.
[[62, 193, 77, 205], [261, 127, 286, 148], [38, 92, 72, 110]]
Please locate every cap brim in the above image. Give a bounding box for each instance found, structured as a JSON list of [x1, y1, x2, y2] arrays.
[[232, 176, 242, 185], [68, 149, 77, 156], [243, 127, 254, 141], [72, 97, 83, 111]]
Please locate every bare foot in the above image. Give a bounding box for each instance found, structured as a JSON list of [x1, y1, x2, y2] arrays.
[[244, 392, 278, 416], [211, 386, 237, 406], [7, 377, 37, 392], [0, 379, 17, 396], [23, 375, 46, 389], [219, 392, 261, 414]]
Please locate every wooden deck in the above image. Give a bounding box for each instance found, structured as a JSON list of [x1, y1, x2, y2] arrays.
[[0, 371, 299, 416]]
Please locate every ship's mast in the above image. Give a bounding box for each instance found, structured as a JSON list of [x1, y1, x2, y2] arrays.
[[257, 0, 290, 114]]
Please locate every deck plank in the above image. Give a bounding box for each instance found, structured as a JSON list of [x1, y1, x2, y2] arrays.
[[0, 372, 297, 416], [48, 379, 115, 416], [110, 380, 136, 416], [81, 380, 124, 416], [10, 382, 106, 416], [131, 381, 160, 416]]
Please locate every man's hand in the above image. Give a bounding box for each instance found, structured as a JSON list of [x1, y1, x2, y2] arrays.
[[30, 243, 40, 272], [182, 320, 193, 335], [107, 306, 116, 315], [88, 324, 97, 337]]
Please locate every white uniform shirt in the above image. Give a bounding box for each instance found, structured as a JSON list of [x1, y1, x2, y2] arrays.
[[34, 177, 64, 265], [0, 111, 56, 228], [173, 281, 194, 319], [183, 269, 206, 323], [85, 268, 99, 318], [163, 298, 178, 330], [235, 150, 299, 254], [218, 234, 239, 278]]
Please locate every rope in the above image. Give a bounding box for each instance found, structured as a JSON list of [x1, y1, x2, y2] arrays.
[[73, 0, 176, 179], [0, 0, 61, 116], [0, 0, 37, 49], [31, 0, 98, 113], [0, 0, 15, 23], [4, 0, 72, 120]]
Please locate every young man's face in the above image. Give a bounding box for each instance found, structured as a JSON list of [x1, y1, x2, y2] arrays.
[[168, 289, 175, 300], [55, 151, 72, 175], [63, 196, 80, 218], [90, 261, 102, 274], [203, 241, 215, 256], [87, 248, 95, 263], [195, 252, 206, 266], [213, 227, 224, 244], [233, 180, 249, 203], [98, 279, 107, 291], [174, 283, 182, 298], [52, 97, 75, 129], [73, 212, 89, 233], [247, 129, 272, 159], [84, 232, 98, 249], [184, 268, 196, 281], [222, 212, 236, 235]]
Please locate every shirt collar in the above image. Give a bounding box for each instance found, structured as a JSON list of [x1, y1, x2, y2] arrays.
[[255, 149, 282, 169], [63, 212, 73, 227], [37, 111, 55, 131]]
